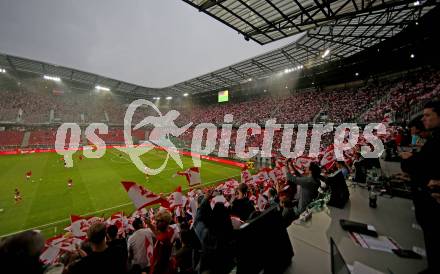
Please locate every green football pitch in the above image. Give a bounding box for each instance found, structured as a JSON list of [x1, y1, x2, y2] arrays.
[[0, 148, 241, 238]]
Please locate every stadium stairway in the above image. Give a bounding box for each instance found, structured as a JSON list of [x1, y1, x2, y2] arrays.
[[21, 131, 30, 147], [357, 89, 393, 122], [313, 109, 325, 123], [81, 130, 87, 145]]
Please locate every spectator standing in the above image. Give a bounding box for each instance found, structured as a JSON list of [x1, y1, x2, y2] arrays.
[[107, 224, 128, 273], [401, 101, 440, 274], [127, 218, 155, 274], [148, 210, 177, 274], [68, 222, 126, 274], [230, 183, 255, 221]]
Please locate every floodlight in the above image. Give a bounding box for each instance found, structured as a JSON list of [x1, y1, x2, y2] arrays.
[[43, 75, 61, 82], [95, 85, 110, 91]]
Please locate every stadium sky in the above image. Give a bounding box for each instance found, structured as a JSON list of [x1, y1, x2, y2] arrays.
[[0, 0, 302, 88]]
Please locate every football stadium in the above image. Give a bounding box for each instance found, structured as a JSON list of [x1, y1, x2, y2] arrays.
[[0, 1, 440, 274]]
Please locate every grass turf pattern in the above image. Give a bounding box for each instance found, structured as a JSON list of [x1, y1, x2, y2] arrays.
[[0, 148, 241, 237]]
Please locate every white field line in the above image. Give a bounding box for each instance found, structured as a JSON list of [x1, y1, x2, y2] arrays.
[[0, 174, 240, 238], [108, 148, 239, 173], [108, 150, 181, 172]]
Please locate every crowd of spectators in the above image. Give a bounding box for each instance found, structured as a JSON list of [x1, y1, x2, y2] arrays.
[[1, 69, 439, 126], [1, 151, 354, 274], [0, 130, 24, 151], [1, 101, 439, 274], [1, 68, 439, 274], [362, 70, 440, 123]]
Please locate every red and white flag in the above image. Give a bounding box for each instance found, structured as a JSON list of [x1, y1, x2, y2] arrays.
[[210, 195, 229, 209], [275, 157, 287, 169], [64, 215, 104, 239], [168, 186, 188, 216], [148, 208, 155, 222], [241, 166, 252, 183], [252, 170, 269, 186], [320, 144, 336, 170], [65, 215, 88, 238], [174, 167, 201, 186], [40, 235, 82, 265], [257, 193, 269, 211], [217, 179, 239, 196], [106, 212, 128, 237], [168, 186, 183, 208], [121, 181, 169, 210], [294, 156, 315, 174], [40, 245, 61, 265], [40, 235, 65, 265], [343, 147, 357, 167], [270, 165, 287, 183]]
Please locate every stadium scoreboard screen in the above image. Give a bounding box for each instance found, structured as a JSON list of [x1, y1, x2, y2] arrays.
[[218, 90, 229, 103]]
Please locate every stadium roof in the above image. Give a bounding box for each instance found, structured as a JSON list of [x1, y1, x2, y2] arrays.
[[0, 53, 162, 96], [182, 0, 437, 45], [0, 1, 437, 97], [170, 0, 437, 94]]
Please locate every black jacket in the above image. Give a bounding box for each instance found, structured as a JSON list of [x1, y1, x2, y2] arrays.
[[401, 128, 440, 188], [401, 128, 440, 227], [231, 197, 255, 221]]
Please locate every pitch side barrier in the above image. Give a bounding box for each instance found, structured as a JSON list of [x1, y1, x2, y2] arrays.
[[0, 144, 246, 168]]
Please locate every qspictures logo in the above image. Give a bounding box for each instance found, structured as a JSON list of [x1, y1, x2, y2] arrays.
[[55, 99, 386, 175]]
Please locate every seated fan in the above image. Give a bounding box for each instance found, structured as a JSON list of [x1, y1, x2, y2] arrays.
[[326, 170, 350, 208]]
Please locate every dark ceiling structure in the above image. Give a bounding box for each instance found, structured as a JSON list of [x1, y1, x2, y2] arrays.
[[172, 0, 437, 94], [182, 0, 436, 45]]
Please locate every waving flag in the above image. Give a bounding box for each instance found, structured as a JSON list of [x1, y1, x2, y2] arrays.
[[168, 186, 183, 208], [64, 215, 104, 239], [210, 194, 229, 209], [275, 157, 287, 168], [320, 144, 336, 170], [40, 235, 64, 265], [252, 170, 269, 186], [294, 156, 315, 174], [217, 179, 239, 196], [40, 235, 82, 265], [65, 215, 88, 238], [174, 167, 201, 186], [167, 186, 188, 216], [241, 166, 252, 183], [106, 212, 128, 237], [121, 181, 170, 210], [271, 165, 287, 183], [257, 193, 269, 211]]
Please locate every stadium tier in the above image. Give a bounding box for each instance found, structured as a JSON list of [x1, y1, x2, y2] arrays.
[[0, 130, 24, 150], [1, 69, 440, 128]]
